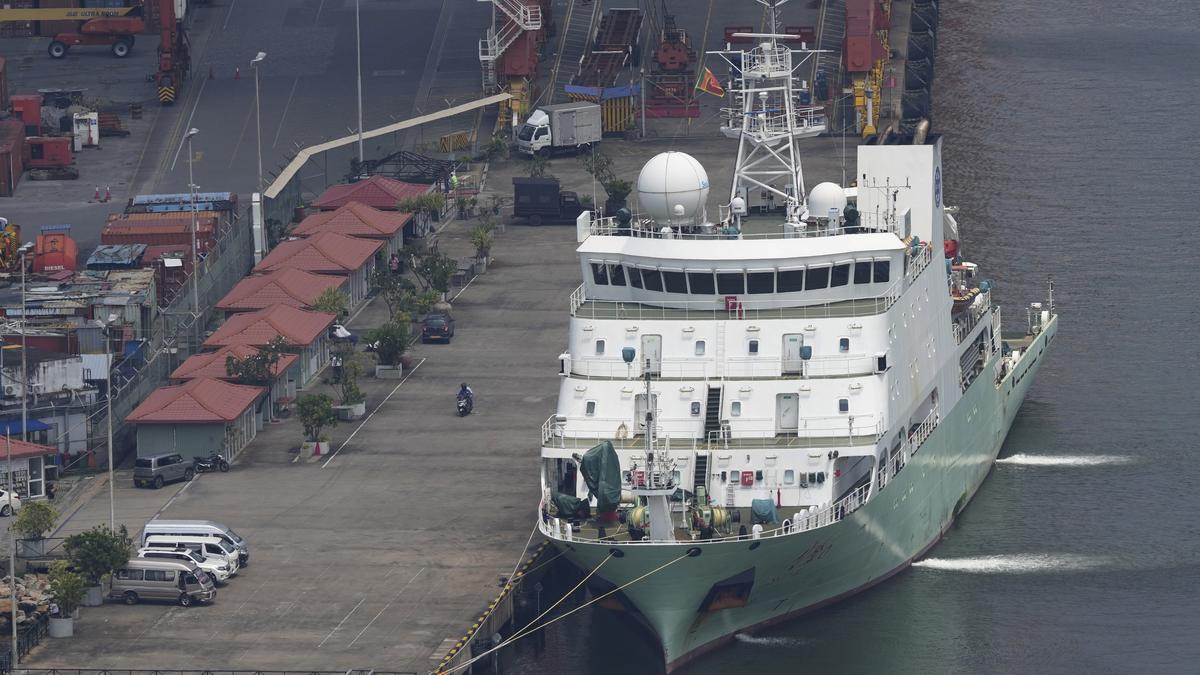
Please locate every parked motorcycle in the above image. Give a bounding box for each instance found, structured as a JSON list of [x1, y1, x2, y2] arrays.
[[456, 394, 473, 417], [193, 453, 230, 473]]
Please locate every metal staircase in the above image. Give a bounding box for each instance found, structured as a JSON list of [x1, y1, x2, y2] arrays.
[[693, 452, 710, 505], [703, 386, 723, 438], [547, 0, 600, 103], [478, 0, 544, 91]]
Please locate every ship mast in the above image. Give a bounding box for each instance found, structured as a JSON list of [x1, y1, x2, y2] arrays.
[[632, 358, 676, 541], [711, 0, 824, 232]]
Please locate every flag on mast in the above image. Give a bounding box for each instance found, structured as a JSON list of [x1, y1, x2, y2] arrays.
[[696, 66, 725, 97]]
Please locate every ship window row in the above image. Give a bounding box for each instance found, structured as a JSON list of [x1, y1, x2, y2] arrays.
[[590, 260, 891, 294]]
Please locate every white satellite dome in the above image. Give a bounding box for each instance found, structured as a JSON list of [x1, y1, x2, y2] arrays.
[[807, 182, 847, 218], [636, 152, 710, 227]]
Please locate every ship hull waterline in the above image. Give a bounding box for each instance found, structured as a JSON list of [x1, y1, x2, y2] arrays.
[[546, 317, 1057, 673]]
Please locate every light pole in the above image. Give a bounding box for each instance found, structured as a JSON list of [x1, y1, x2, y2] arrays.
[[97, 315, 116, 530], [183, 128, 200, 348], [251, 52, 267, 194], [6, 433, 14, 665], [18, 242, 31, 444], [355, 0, 364, 166]]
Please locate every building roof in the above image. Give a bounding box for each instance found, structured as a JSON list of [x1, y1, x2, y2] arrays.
[[312, 176, 431, 211], [169, 344, 299, 382], [0, 436, 57, 459], [127, 377, 263, 424], [252, 231, 382, 275], [216, 268, 346, 312], [292, 202, 412, 240], [203, 304, 335, 349]]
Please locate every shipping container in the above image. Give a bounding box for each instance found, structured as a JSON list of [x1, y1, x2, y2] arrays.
[[0, 57, 9, 112], [0, 144, 20, 198], [27, 137, 73, 168], [9, 94, 43, 136], [0, 1, 35, 38], [36, 0, 79, 38], [33, 224, 78, 273], [101, 213, 218, 250]]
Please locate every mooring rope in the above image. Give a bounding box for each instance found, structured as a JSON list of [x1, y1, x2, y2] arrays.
[[438, 551, 692, 674]]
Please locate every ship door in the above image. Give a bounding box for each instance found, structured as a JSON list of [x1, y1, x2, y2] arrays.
[[776, 393, 799, 434], [635, 393, 659, 431], [641, 334, 662, 375], [782, 334, 804, 375]]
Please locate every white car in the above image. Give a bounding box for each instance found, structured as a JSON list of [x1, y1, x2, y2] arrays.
[[0, 490, 21, 516], [137, 547, 232, 583]]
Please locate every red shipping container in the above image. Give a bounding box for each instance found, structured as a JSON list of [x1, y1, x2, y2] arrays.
[[26, 137, 73, 168], [9, 94, 41, 135], [0, 145, 20, 198], [101, 214, 218, 251], [33, 226, 78, 273]]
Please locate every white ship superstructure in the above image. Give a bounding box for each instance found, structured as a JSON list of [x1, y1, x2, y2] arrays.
[[535, 3, 1057, 670]]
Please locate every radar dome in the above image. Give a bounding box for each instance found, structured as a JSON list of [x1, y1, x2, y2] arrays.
[[636, 152, 710, 227], [807, 182, 847, 219]]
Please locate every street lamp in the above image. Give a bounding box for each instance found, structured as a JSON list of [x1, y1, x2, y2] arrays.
[[18, 242, 32, 445], [354, 0, 364, 165], [95, 315, 117, 530], [183, 128, 200, 348], [251, 52, 267, 195], [9, 241, 30, 667]]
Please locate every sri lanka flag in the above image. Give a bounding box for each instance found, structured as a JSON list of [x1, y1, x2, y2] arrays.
[[696, 67, 725, 97]]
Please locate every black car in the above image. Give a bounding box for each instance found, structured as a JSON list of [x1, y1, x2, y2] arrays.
[[421, 314, 455, 343]]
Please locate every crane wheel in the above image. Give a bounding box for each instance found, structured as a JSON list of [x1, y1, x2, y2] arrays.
[[48, 41, 68, 59], [112, 39, 132, 58]]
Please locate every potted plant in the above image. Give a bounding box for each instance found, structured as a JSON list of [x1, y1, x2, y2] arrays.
[[333, 347, 366, 420], [13, 500, 58, 557], [48, 560, 85, 638], [297, 393, 337, 455], [470, 221, 495, 273], [368, 321, 416, 379], [64, 524, 132, 606]]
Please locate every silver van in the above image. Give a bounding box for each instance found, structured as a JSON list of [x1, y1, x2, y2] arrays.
[[144, 535, 240, 575], [109, 559, 216, 606], [133, 453, 193, 489], [143, 519, 249, 565]]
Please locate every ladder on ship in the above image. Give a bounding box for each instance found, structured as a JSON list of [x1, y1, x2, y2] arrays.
[[546, 0, 601, 104], [693, 452, 710, 506], [478, 0, 544, 92]]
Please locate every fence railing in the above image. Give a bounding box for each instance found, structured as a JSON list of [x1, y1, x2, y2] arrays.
[[0, 613, 48, 675]]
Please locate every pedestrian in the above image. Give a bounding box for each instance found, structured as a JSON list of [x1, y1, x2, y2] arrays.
[[450, 171, 459, 195], [331, 354, 343, 383], [46, 482, 56, 500], [389, 253, 401, 275], [48, 602, 60, 619]]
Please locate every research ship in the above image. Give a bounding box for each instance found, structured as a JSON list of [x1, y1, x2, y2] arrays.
[[536, 5, 1057, 670]]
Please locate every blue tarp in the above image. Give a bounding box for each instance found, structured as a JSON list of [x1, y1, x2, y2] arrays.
[[0, 419, 51, 435], [563, 82, 642, 101]]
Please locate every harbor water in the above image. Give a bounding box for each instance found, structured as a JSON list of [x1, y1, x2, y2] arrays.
[[510, 0, 1200, 672]]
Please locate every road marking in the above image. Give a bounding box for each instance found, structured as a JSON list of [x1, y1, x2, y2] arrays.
[[272, 76, 301, 148], [317, 595, 366, 647], [151, 474, 197, 519], [345, 567, 425, 648], [222, 0, 237, 31], [168, 75, 210, 174], [321, 358, 426, 468], [228, 99, 256, 168]]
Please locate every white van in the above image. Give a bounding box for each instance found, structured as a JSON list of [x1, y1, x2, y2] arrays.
[[144, 535, 240, 575], [138, 547, 231, 583], [142, 519, 249, 565]]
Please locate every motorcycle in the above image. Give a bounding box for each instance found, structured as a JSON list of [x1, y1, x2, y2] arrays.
[[193, 453, 230, 473], [456, 394, 473, 417]]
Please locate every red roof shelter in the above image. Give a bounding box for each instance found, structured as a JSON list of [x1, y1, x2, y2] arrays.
[[127, 378, 264, 424], [169, 344, 300, 383], [292, 202, 411, 256], [216, 268, 347, 314], [312, 176, 431, 211], [203, 304, 335, 350], [252, 231, 381, 306]]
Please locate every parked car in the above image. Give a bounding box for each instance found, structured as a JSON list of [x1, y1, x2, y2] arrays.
[[144, 534, 240, 575], [142, 519, 249, 566], [109, 559, 215, 607], [0, 489, 20, 516], [138, 546, 231, 583], [133, 452, 194, 489], [421, 314, 455, 343]]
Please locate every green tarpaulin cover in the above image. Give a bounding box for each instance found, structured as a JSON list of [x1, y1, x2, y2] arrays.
[[580, 440, 622, 514], [552, 492, 590, 519], [751, 498, 777, 524]]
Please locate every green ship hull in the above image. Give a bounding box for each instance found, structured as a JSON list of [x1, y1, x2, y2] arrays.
[[551, 317, 1057, 672]]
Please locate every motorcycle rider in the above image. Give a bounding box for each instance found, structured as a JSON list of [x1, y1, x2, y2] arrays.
[[457, 382, 474, 403]]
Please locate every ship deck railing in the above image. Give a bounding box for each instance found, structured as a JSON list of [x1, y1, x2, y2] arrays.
[[585, 214, 897, 241], [541, 414, 883, 451], [567, 352, 878, 380]]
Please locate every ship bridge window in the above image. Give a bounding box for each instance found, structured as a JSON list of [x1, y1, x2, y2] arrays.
[[777, 268, 805, 293], [806, 265, 830, 290], [609, 264, 627, 286], [590, 262, 608, 285], [854, 260, 873, 284], [716, 271, 745, 295], [687, 271, 716, 294], [662, 269, 688, 294], [747, 270, 775, 294], [873, 258, 891, 283], [641, 268, 664, 292], [627, 264, 643, 289], [831, 262, 851, 288]]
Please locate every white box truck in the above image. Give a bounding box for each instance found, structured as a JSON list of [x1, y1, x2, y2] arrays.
[[516, 102, 602, 157]]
